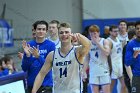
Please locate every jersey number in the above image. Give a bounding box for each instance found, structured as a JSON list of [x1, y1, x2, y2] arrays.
[[59, 67, 67, 78], [95, 52, 99, 58]]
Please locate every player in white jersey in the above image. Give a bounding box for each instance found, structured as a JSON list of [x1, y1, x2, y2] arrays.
[[53, 46, 82, 93], [47, 20, 61, 48], [108, 25, 128, 93], [118, 20, 128, 47], [83, 25, 111, 93], [32, 22, 91, 93]]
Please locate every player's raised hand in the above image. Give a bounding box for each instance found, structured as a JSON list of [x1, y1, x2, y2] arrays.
[[70, 33, 81, 43], [133, 50, 140, 58], [22, 40, 31, 57], [31, 45, 40, 58]]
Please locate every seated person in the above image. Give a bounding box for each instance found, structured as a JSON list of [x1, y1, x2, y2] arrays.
[[0, 56, 17, 76], [0, 57, 9, 77]]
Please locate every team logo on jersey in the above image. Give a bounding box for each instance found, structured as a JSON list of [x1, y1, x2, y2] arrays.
[[117, 48, 122, 53], [133, 47, 140, 51], [39, 49, 47, 54], [56, 60, 71, 66], [91, 47, 99, 51]]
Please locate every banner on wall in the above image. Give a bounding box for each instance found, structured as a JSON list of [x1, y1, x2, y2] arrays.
[[0, 19, 14, 47]]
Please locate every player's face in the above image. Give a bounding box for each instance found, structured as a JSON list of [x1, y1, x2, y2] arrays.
[[48, 23, 58, 37], [110, 28, 119, 37], [89, 31, 100, 39], [119, 22, 127, 32], [135, 24, 140, 38], [59, 27, 71, 43], [35, 24, 47, 38]]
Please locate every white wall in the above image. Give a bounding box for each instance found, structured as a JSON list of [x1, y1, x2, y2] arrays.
[[83, 0, 140, 19], [0, 0, 82, 38]]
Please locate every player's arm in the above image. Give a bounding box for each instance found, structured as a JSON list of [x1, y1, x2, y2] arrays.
[[108, 39, 113, 49], [125, 43, 138, 66], [76, 33, 91, 64], [32, 51, 54, 93], [125, 65, 133, 82], [83, 54, 90, 72], [82, 54, 90, 81]]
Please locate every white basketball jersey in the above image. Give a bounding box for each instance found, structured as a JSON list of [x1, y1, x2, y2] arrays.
[[52, 46, 83, 93], [48, 37, 61, 48], [118, 33, 128, 44], [89, 38, 110, 76], [108, 37, 122, 64], [108, 37, 123, 78]]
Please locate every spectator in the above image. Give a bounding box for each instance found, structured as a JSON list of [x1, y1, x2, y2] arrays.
[[125, 21, 140, 93], [21, 20, 55, 93], [108, 25, 128, 93], [102, 26, 110, 39]]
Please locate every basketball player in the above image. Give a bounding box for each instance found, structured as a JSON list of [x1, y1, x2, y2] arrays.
[[118, 20, 128, 47], [84, 25, 111, 93], [47, 20, 61, 48], [108, 25, 128, 93], [32, 22, 91, 93]]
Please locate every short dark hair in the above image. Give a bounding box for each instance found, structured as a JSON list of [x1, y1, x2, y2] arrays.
[[119, 20, 127, 25], [127, 21, 135, 27], [135, 21, 140, 27], [2, 56, 12, 64], [109, 25, 118, 31], [32, 20, 48, 30]]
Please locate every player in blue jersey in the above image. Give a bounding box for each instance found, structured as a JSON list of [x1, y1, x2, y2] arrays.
[[125, 21, 140, 93], [84, 25, 111, 93], [21, 20, 55, 93]]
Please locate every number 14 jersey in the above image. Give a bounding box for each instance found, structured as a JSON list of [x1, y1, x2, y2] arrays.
[[52, 46, 83, 93]]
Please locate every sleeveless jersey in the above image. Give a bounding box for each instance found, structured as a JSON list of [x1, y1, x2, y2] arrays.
[[52, 46, 82, 93], [108, 37, 123, 78], [118, 33, 128, 45], [48, 37, 61, 48], [108, 37, 122, 64], [89, 38, 110, 76]]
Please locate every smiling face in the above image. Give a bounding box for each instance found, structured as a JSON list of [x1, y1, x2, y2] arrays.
[[59, 27, 72, 43], [119, 21, 127, 32], [35, 24, 47, 39]]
